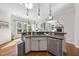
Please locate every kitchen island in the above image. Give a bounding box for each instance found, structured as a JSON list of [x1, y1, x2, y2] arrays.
[[21, 32, 66, 56]]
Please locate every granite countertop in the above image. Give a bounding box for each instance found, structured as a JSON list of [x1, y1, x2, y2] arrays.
[[24, 35, 64, 40]]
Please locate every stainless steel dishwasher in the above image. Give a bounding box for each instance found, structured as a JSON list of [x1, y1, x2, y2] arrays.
[[18, 42, 25, 56]]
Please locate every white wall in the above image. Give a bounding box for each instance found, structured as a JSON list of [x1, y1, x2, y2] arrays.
[[53, 4, 75, 44], [74, 4, 79, 48], [0, 4, 28, 44], [0, 9, 11, 44]]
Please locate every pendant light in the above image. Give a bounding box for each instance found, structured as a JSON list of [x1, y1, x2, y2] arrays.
[[25, 3, 33, 9], [26, 6, 30, 24], [35, 3, 41, 32], [49, 3, 53, 20], [38, 3, 41, 19], [26, 8, 29, 18]]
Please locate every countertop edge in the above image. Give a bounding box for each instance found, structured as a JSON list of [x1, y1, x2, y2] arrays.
[[24, 35, 64, 40]]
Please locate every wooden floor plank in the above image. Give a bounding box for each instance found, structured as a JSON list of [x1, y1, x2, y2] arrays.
[[26, 51, 52, 56]]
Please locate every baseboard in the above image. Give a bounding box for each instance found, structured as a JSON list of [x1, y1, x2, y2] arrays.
[[31, 50, 47, 52], [25, 51, 31, 55], [48, 51, 56, 56], [75, 44, 79, 49], [0, 40, 13, 48], [66, 41, 79, 49], [66, 42, 79, 56]]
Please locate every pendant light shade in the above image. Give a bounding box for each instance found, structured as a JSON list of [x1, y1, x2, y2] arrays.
[[25, 3, 33, 9], [49, 15, 53, 20]]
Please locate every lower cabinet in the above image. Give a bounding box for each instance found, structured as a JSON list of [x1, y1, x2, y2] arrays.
[[47, 37, 63, 56], [24, 36, 63, 56], [25, 37, 47, 53], [31, 37, 47, 51], [40, 39, 47, 50], [31, 40, 39, 51]]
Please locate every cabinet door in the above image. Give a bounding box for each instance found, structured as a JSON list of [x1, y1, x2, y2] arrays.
[[47, 38, 63, 56], [48, 38, 57, 55], [40, 37, 47, 50], [40, 40, 47, 50], [31, 37, 39, 51], [25, 37, 30, 53]]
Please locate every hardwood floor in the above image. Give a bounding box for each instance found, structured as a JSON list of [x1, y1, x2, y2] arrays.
[[26, 51, 52, 56], [0, 41, 79, 56], [65, 43, 79, 56], [26, 42, 79, 56], [0, 40, 18, 56], [0, 45, 17, 56]]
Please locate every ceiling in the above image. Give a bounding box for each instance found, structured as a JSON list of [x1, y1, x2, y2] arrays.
[[0, 3, 74, 23]]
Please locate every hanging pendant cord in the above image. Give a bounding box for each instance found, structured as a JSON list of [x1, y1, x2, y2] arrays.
[[38, 3, 40, 16], [49, 3, 51, 16], [26, 8, 30, 24], [26, 8, 29, 16]]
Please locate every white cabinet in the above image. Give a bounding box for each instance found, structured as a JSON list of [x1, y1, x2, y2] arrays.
[[40, 37, 47, 50], [31, 39, 39, 51], [25, 37, 30, 53], [47, 37, 63, 56], [40, 40, 47, 50], [30, 37, 47, 51]]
